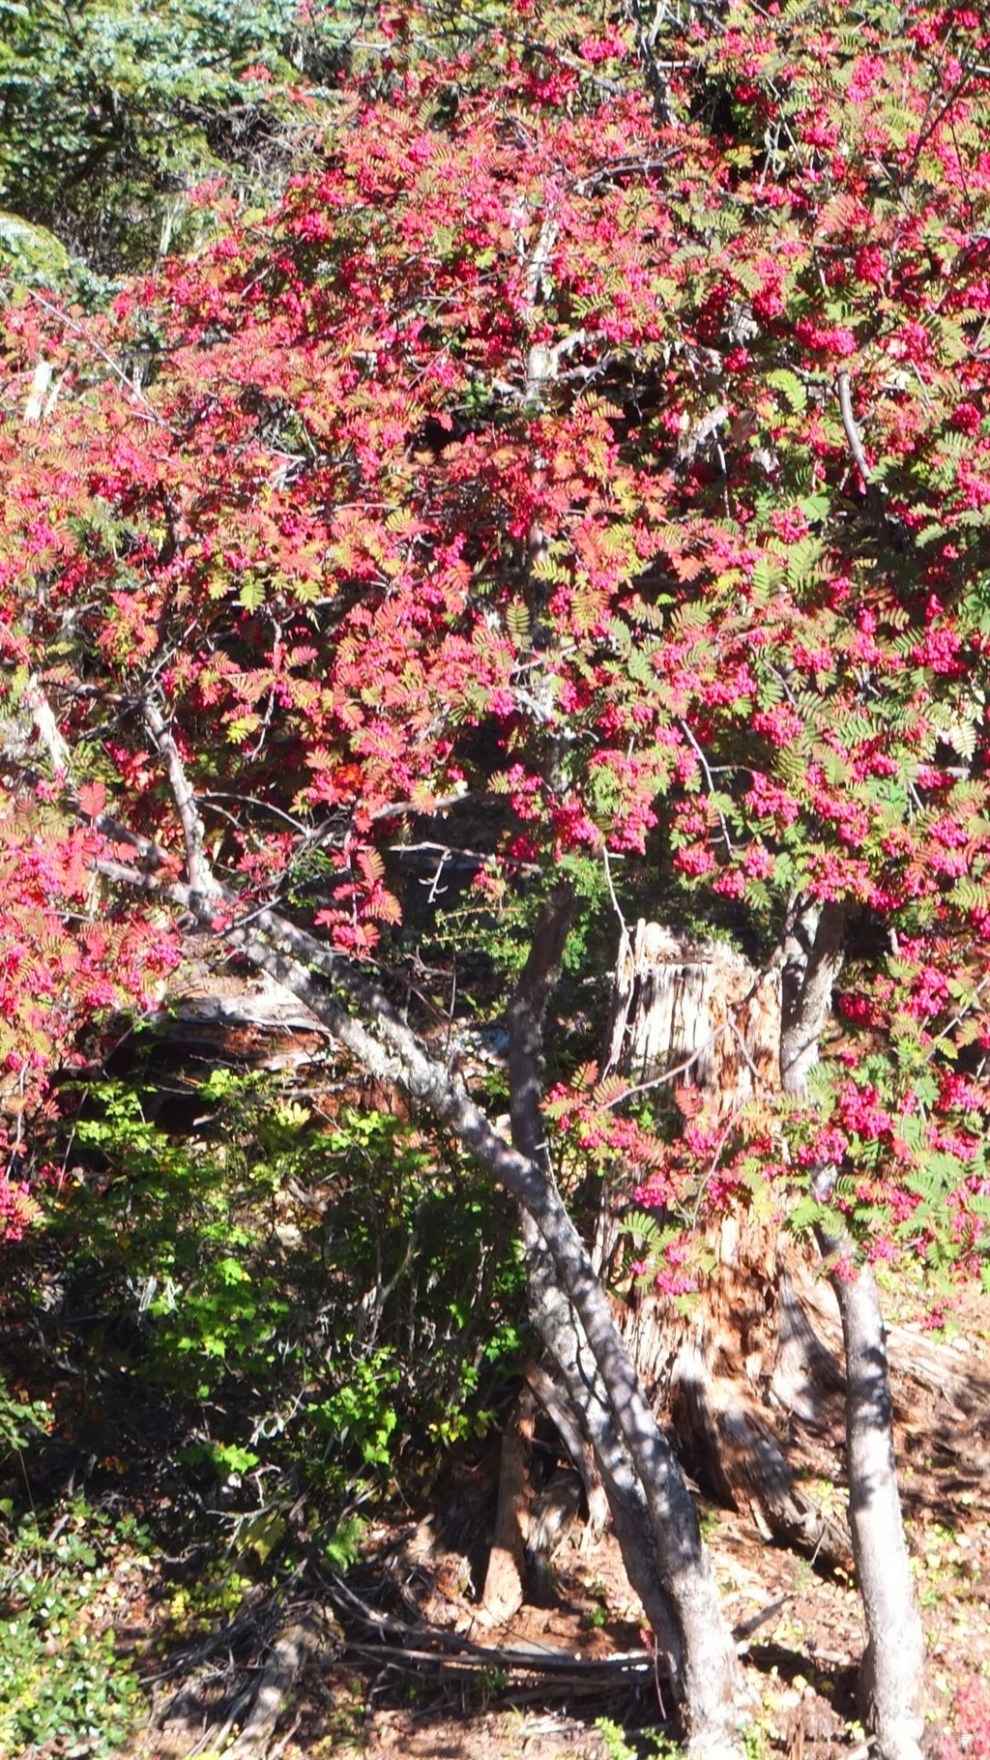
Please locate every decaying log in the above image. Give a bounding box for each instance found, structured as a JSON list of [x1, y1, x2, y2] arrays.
[[525, 1467, 583, 1605], [523, 1361, 609, 1538], [225, 1616, 323, 1757], [664, 1220, 850, 1567]]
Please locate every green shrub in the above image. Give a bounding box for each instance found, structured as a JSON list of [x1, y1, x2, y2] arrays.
[[0, 1500, 143, 1758], [37, 1067, 523, 1547]]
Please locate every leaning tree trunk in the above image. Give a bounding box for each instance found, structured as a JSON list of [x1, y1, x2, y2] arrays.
[[111, 705, 751, 1753], [206, 884, 747, 1759], [781, 901, 925, 1760], [603, 920, 849, 1565], [502, 888, 745, 1757]]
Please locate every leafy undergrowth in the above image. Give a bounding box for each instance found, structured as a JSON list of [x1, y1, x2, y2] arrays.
[[5, 1308, 984, 1760], [2, 1067, 987, 1760], [0, 1501, 145, 1759]]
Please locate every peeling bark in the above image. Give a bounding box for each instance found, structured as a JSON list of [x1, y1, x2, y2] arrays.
[[668, 1225, 849, 1566], [604, 920, 846, 1562], [604, 920, 780, 1111]]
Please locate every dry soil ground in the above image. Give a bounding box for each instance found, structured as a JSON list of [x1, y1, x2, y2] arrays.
[[124, 1288, 990, 1760]]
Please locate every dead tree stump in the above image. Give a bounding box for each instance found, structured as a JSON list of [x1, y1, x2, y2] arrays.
[[604, 920, 780, 1111], [603, 920, 850, 1565]]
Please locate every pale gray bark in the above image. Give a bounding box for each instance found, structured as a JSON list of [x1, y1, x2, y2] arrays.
[[837, 1265, 926, 1760], [247, 936, 744, 1754], [519, 1210, 685, 1668], [100, 758, 745, 1755], [505, 886, 743, 1752], [779, 895, 924, 1760], [780, 898, 845, 1097]]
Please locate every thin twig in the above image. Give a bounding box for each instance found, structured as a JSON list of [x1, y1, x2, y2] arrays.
[[25, 287, 169, 427], [679, 719, 734, 852]]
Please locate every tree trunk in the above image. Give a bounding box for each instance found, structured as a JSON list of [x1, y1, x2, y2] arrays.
[[520, 1206, 685, 1666], [833, 1261, 926, 1760], [506, 889, 745, 1757], [480, 1388, 535, 1625], [188, 889, 747, 1758], [781, 898, 925, 1760], [605, 905, 926, 1755]]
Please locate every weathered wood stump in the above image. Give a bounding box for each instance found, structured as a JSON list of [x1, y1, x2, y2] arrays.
[[603, 919, 850, 1565]]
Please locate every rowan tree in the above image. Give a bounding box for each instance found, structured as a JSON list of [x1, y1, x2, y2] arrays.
[[3, 3, 990, 1755]]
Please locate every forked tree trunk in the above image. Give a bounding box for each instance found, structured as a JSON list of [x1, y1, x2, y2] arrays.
[[102, 680, 928, 1760], [204, 885, 746, 1756]]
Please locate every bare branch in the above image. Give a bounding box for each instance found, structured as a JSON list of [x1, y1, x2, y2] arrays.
[[94, 840, 733, 1680], [26, 288, 168, 427], [507, 883, 575, 1168], [836, 371, 873, 485], [836, 371, 890, 530], [143, 700, 221, 901], [624, 0, 676, 126]]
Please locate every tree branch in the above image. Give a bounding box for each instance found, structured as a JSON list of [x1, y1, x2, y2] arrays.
[[624, 0, 676, 127], [506, 883, 575, 1167], [142, 699, 221, 901], [836, 371, 891, 532], [93, 739, 741, 1740]]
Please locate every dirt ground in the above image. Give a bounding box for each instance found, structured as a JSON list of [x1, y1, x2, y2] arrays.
[[124, 1287, 990, 1760]]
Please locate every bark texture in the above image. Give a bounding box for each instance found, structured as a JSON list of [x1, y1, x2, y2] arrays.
[[603, 919, 847, 1563], [834, 1264, 925, 1760], [604, 921, 780, 1111], [780, 897, 925, 1760], [480, 1389, 535, 1625], [212, 892, 747, 1753], [505, 890, 744, 1755], [668, 1219, 848, 1563]]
